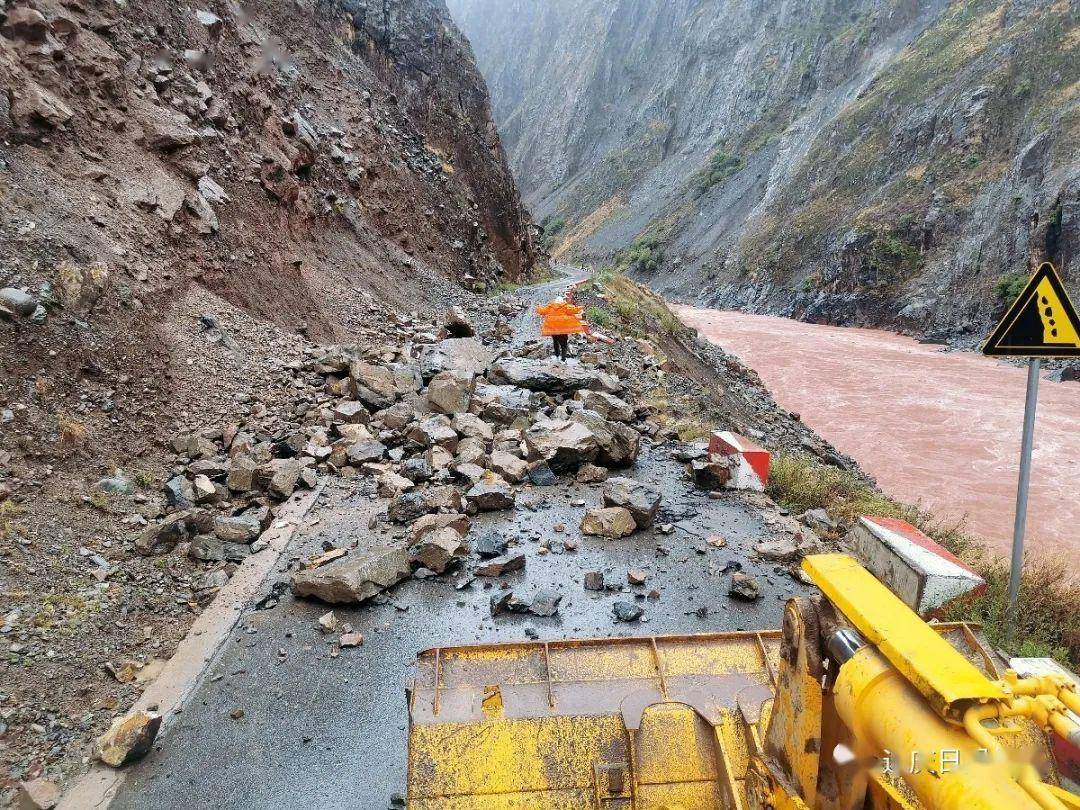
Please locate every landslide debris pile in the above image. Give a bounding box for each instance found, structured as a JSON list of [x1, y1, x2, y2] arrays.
[[450, 0, 1079, 341]]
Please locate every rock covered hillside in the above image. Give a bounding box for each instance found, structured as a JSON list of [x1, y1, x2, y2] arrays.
[[449, 0, 1080, 340]]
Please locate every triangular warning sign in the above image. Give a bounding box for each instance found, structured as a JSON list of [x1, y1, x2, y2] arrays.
[[983, 262, 1080, 357]]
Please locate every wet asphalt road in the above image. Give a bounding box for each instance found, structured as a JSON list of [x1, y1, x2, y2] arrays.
[[110, 268, 810, 809]]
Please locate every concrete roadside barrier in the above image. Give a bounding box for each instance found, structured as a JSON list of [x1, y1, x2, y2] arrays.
[[708, 430, 770, 492], [846, 515, 985, 616]]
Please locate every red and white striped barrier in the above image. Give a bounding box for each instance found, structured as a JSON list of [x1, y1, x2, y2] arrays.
[[708, 431, 770, 492], [847, 516, 986, 616]]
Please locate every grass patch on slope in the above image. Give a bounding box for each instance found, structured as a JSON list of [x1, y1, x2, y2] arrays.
[[767, 453, 1079, 666]]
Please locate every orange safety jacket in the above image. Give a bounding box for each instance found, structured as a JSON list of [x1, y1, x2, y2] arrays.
[[536, 301, 588, 337]]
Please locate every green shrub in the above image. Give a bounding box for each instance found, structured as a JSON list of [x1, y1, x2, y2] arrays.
[[994, 273, 1029, 302], [585, 305, 613, 328], [693, 151, 744, 195]]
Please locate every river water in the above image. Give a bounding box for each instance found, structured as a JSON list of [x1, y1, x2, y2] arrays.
[[676, 307, 1080, 558]]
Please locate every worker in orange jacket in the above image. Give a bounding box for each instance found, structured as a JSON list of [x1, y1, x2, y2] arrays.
[[536, 295, 588, 360]]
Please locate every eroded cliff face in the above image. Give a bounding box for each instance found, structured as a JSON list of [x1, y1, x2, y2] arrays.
[[450, 0, 1079, 340], [0, 0, 538, 333]]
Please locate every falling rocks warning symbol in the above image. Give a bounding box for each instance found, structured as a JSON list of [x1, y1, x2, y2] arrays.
[[983, 262, 1080, 357]]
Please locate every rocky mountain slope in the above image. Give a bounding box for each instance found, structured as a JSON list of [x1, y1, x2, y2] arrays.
[[0, 0, 540, 794], [449, 0, 1080, 340]]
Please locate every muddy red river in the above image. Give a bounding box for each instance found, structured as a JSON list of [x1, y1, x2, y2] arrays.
[[677, 307, 1080, 558]]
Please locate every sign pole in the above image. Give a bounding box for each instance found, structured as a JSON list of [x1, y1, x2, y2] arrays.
[[1007, 357, 1041, 624]]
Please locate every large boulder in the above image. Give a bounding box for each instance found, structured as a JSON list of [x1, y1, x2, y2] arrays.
[[349, 361, 399, 410], [408, 415, 459, 451], [489, 450, 528, 483], [581, 507, 637, 539], [96, 711, 162, 767], [602, 477, 662, 528], [408, 513, 470, 544], [470, 383, 536, 424], [488, 358, 599, 393], [408, 527, 468, 574], [388, 485, 463, 523], [424, 370, 474, 415], [571, 410, 641, 468], [418, 337, 493, 380], [291, 544, 410, 604], [574, 390, 635, 422], [464, 474, 516, 512], [524, 418, 599, 472]]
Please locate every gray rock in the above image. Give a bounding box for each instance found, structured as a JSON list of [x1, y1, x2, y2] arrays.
[[346, 440, 387, 465], [135, 513, 189, 555], [529, 590, 562, 617], [407, 513, 470, 544], [475, 552, 526, 577], [408, 527, 468, 574], [349, 361, 398, 410], [418, 337, 493, 380], [265, 458, 301, 499], [525, 418, 599, 471], [489, 450, 528, 483], [424, 370, 474, 415], [333, 401, 370, 424], [613, 601, 643, 622], [584, 571, 605, 591], [571, 410, 641, 468], [0, 288, 37, 318], [488, 358, 599, 393], [213, 515, 262, 543], [408, 415, 459, 451], [226, 456, 257, 492], [164, 476, 195, 508], [291, 545, 411, 604], [464, 475, 516, 512], [574, 390, 635, 422], [602, 477, 662, 528], [728, 572, 761, 601], [471, 383, 535, 424]]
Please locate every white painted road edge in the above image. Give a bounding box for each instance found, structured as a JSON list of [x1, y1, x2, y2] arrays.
[[57, 485, 324, 810]]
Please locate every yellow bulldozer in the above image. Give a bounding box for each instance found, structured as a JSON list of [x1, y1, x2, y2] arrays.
[[404, 554, 1080, 809]]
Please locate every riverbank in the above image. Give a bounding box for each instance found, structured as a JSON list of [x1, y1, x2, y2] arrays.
[[676, 306, 1080, 559]]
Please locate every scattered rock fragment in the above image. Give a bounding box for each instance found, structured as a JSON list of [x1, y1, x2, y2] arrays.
[[291, 544, 410, 604], [613, 601, 644, 622], [475, 553, 525, 577], [581, 507, 637, 539], [584, 571, 605, 591], [728, 572, 761, 601], [317, 611, 339, 634], [96, 710, 162, 767]]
